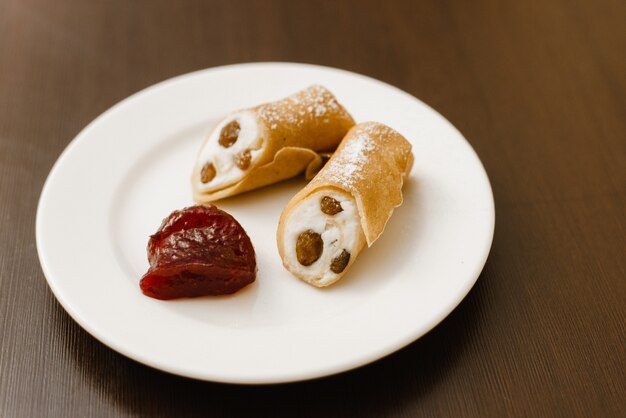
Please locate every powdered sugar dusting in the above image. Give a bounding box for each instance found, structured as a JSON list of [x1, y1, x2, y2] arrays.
[[322, 124, 386, 187], [257, 85, 341, 130]]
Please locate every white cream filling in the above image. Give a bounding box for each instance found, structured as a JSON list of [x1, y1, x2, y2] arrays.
[[282, 190, 363, 285], [196, 110, 264, 191]]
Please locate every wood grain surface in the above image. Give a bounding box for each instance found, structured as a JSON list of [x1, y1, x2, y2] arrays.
[[1, 0, 625, 416]]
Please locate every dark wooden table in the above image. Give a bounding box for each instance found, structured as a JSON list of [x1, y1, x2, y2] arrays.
[[1, 0, 624, 416]]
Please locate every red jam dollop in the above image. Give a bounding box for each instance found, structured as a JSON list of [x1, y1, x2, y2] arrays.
[[140, 205, 256, 300]]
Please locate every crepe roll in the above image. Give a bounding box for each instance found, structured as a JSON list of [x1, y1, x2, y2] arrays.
[[277, 122, 414, 287], [192, 85, 355, 202]]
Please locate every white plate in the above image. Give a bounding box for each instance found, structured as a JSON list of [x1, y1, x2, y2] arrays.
[[36, 63, 494, 384]]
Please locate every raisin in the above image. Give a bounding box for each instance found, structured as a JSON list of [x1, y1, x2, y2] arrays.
[[330, 250, 350, 274], [140, 205, 256, 300], [218, 120, 240, 148], [296, 230, 323, 266], [320, 196, 343, 215], [200, 162, 216, 183], [235, 149, 252, 170]]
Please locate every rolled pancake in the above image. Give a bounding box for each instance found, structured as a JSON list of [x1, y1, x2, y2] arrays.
[[277, 122, 414, 287], [192, 85, 355, 202]]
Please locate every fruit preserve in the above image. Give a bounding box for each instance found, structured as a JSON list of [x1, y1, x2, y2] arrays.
[[140, 205, 256, 300]]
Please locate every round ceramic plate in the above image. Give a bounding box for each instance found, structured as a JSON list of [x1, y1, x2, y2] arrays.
[[36, 63, 494, 384]]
